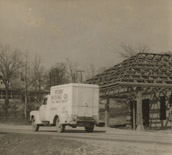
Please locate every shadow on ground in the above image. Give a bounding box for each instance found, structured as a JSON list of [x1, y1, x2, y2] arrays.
[[38, 129, 105, 133]]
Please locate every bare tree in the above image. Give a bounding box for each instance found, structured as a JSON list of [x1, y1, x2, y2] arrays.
[[49, 62, 69, 86], [77, 70, 85, 83], [24, 51, 29, 119], [85, 64, 96, 80], [161, 51, 172, 55], [31, 54, 45, 92], [24, 54, 45, 106], [65, 58, 78, 83], [0, 44, 23, 117], [118, 43, 151, 59]]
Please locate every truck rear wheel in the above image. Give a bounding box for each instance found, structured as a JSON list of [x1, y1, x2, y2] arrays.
[[31, 117, 39, 131], [85, 124, 94, 132], [56, 118, 65, 133]]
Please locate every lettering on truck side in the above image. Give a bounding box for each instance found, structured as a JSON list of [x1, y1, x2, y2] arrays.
[[51, 89, 68, 104]]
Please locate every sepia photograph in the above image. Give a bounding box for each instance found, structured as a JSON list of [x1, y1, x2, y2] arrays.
[[0, 0, 172, 154]]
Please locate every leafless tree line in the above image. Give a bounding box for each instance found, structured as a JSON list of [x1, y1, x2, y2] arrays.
[[117, 43, 151, 59], [0, 44, 50, 118], [0, 44, 104, 118], [0, 42, 161, 118]]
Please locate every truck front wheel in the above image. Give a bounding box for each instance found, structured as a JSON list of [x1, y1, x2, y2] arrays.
[[85, 124, 94, 132], [31, 117, 39, 131], [56, 117, 65, 133]]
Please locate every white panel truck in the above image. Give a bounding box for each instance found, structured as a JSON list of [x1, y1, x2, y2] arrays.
[[30, 83, 99, 133]]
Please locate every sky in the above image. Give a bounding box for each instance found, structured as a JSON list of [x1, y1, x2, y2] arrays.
[[0, 0, 172, 70]]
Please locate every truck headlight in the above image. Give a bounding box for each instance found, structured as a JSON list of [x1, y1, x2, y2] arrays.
[[71, 115, 77, 121]]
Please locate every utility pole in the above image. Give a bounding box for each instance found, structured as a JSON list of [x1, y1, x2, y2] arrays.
[[49, 71, 52, 87], [24, 51, 28, 119], [77, 70, 85, 83]]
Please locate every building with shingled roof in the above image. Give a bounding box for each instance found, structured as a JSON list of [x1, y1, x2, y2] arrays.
[[86, 53, 172, 130]]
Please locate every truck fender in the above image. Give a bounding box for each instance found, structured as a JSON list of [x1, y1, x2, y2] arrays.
[[53, 115, 64, 125], [53, 115, 59, 125], [30, 111, 42, 124], [53, 113, 69, 125]]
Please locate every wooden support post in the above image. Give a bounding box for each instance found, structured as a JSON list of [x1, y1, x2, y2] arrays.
[[0, 90, 2, 99], [105, 98, 110, 127], [169, 107, 172, 134], [171, 121, 172, 134], [136, 90, 144, 131], [11, 91, 12, 99], [133, 102, 136, 130]]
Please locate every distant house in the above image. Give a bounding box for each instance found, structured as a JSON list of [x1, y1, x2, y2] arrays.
[[0, 74, 49, 102]]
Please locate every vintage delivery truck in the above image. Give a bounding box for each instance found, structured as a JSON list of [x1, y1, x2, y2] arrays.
[[30, 83, 99, 132]]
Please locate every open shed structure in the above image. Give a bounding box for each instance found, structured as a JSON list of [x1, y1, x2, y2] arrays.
[[86, 53, 172, 130]]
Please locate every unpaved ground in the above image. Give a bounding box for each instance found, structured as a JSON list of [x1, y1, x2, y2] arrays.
[[0, 132, 172, 155]]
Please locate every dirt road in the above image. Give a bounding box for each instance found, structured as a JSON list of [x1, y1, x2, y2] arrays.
[[0, 124, 172, 144], [0, 124, 172, 155]]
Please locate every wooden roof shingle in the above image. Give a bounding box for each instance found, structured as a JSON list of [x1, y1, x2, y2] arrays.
[[86, 53, 172, 92]]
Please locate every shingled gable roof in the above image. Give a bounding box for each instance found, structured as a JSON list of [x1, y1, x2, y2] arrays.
[[86, 53, 172, 95]]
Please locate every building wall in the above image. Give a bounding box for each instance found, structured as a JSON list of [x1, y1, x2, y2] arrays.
[[126, 96, 172, 129]]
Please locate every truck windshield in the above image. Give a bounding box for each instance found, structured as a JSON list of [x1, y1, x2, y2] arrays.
[[42, 98, 47, 105]]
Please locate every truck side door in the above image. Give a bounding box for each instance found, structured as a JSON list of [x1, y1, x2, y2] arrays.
[[39, 98, 47, 121]]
